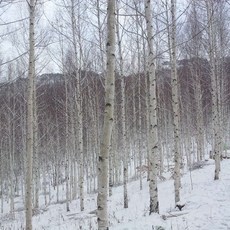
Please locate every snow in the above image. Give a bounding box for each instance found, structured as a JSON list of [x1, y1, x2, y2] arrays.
[[1, 159, 230, 229]]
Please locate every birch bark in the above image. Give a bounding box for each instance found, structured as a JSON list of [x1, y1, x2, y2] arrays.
[[116, 3, 128, 208], [206, 0, 221, 180], [145, 0, 160, 214], [170, 0, 181, 203], [25, 0, 35, 229], [97, 0, 116, 229], [70, 0, 84, 210]]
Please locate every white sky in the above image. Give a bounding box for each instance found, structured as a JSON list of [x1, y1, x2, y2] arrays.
[[0, 0, 58, 78], [0, 0, 194, 80]]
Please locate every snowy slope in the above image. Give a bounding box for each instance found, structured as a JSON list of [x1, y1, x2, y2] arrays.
[[1, 159, 230, 230]]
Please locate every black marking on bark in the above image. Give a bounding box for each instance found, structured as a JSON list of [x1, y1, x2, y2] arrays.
[[106, 103, 112, 107], [99, 156, 103, 162]]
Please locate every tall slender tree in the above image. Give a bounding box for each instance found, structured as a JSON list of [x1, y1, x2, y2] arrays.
[[170, 0, 181, 203], [206, 0, 221, 180], [70, 0, 85, 211], [97, 0, 116, 229], [145, 0, 160, 214], [25, 0, 36, 229], [116, 1, 128, 209]]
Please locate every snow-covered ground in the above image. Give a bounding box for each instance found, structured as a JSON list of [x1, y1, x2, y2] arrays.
[[1, 159, 230, 230]]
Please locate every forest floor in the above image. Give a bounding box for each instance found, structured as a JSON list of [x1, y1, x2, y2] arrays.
[[1, 158, 230, 229]]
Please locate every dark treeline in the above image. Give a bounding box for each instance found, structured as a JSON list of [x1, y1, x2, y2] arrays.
[[0, 56, 230, 205]]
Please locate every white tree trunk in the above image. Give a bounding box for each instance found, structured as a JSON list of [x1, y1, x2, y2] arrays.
[[70, 0, 84, 210], [145, 0, 160, 214], [116, 4, 128, 208], [97, 0, 116, 229], [7, 66, 15, 214], [206, 0, 221, 180], [64, 73, 70, 212], [33, 78, 39, 209], [170, 0, 181, 204], [25, 1, 35, 229]]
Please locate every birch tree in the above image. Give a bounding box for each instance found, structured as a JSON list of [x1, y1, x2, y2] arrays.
[[70, 0, 84, 211], [116, 1, 128, 209], [170, 0, 181, 203], [145, 0, 159, 214], [25, 0, 36, 229], [186, 0, 205, 162], [206, 0, 221, 180], [33, 71, 39, 209], [97, 0, 116, 229]]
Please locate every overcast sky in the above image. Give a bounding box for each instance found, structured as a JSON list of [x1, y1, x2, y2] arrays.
[[0, 0, 192, 81], [0, 0, 58, 79]]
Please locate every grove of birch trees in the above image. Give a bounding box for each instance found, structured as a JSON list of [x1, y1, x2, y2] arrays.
[[0, 0, 230, 229]]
